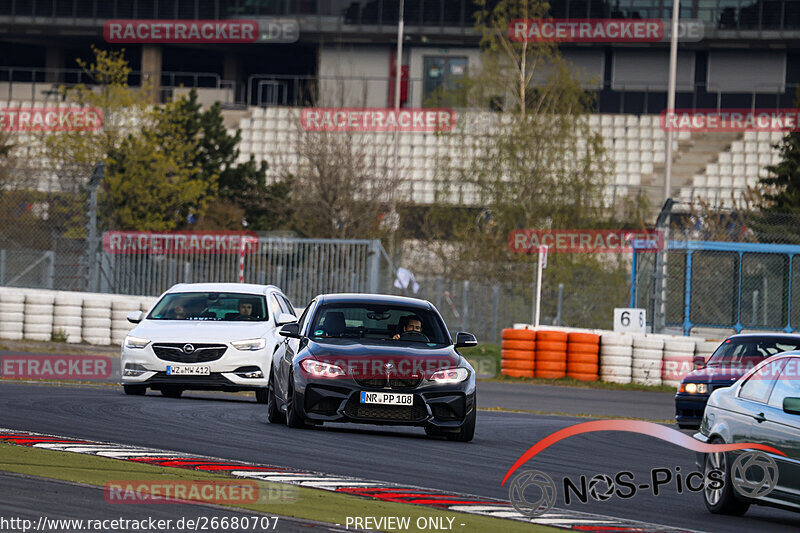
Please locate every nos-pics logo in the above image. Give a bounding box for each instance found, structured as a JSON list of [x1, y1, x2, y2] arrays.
[[502, 421, 783, 518]]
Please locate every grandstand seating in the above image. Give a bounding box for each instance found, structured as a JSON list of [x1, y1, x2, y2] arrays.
[[2, 97, 786, 210]]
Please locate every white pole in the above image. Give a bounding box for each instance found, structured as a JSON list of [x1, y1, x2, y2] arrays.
[[389, 0, 404, 260], [664, 0, 680, 204], [534, 247, 545, 327]]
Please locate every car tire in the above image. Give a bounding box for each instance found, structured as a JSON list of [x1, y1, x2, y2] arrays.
[[255, 388, 269, 404], [123, 384, 146, 396], [285, 374, 307, 429], [703, 437, 751, 515], [446, 406, 476, 442], [267, 372, 286, 424], [161, 387, 183, 399]]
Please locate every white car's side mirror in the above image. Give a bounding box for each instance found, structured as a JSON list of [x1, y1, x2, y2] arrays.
[[276, 312, 296, 326], [127, 310, 143, 324]]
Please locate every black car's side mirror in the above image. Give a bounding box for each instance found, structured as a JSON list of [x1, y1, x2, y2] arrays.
[[279, 322, 301, 339], [455, 332, 478, 348], [783, 397, 800, 416], [693, 355, 706, 370]]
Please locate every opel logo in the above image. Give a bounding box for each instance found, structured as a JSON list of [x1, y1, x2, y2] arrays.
[[182, 344, 195, 354]]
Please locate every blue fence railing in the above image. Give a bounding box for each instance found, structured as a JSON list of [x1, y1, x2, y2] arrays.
[[632, 240, 800, 335]]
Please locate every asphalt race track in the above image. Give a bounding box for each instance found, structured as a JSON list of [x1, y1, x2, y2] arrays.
[[0, 382, 798, 533]]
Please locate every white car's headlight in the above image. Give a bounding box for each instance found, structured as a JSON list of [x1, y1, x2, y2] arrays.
[[430, 367, 469, 384], [124, 336, 150, 349], [231, 338, 267, 351]]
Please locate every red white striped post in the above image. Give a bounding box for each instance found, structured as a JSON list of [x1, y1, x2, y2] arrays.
[[238, 236, 258, 283]]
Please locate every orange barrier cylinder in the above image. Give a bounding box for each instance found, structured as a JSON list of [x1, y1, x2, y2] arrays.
[[567, 332, 599, 381], [501, 328, 535, 378]]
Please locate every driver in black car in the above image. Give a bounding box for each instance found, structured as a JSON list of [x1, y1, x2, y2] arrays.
[[392, 314, 424, 340]]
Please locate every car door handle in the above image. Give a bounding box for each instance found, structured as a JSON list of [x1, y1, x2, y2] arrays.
[[753, 412, 766, 423]]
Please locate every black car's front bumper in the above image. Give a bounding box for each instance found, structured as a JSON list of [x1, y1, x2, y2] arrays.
[[675, 393, 711, 428], [294, 374, 476, 429]]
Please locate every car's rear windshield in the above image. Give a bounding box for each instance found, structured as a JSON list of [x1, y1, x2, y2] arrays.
[[308, 303, 450, 346], [147, 292, 268, 322], [707, 337, 800, 365]]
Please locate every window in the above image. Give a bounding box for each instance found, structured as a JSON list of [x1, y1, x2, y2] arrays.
[[768, 358, 800, 408], [308, 303, 449, 346], [147, 292, 267, 322], [297, 300, 315, 334], [279, 295, 296, 317], [270, 294, 284, 321], [423, 56, 467, 107], [739, 359, 787, 404]]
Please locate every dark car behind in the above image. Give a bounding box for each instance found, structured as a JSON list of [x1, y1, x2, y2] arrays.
[[675, 333, 800, 429]]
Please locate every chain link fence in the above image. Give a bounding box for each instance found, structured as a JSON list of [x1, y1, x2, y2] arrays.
[[634, 202, 800, 335]]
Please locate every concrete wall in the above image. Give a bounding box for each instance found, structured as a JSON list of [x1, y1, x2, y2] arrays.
[[318, 45, 392, 107]]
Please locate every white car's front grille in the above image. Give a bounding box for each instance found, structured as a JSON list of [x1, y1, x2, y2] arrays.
[[152, 343, 228, 363]]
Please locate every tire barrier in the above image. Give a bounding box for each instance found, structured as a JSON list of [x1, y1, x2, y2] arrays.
[[112, 299, 141, 346], [631, 335, 664, 386], [534, 330, 567, 379], [82, 296, 112, 345], [501, 328, 535, 378], [23, 291, 54, 342], [567, 331, 599, 382], [53, 291, 83, 343], [662, 337, 697, 387], [0, 289, 25, 340], [599, 332, 633, 384]]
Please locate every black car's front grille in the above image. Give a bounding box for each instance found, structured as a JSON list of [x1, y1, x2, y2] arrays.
[[353, 376, 422, 389], [343, 396, 427, 421], [152, 343, 227, 363]]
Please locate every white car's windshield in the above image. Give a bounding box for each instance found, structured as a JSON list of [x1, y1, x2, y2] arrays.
[[147, 292, 268, 322]]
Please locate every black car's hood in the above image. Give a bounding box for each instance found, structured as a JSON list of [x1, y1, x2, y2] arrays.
[[305, 339, 460, 378]]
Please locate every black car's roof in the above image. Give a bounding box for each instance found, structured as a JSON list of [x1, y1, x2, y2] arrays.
[[316, 293, 433, 309]]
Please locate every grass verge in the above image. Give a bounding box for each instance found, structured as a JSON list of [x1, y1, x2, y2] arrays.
[[0, 442, 556, 533]]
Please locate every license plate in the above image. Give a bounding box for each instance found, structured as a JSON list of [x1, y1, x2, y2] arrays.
[[360, 391, 413, 405], [166, 365, 210, 376]]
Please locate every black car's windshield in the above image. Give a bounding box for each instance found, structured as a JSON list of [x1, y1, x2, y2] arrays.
[[148, 292, 268, 322], [707, 338, 800, 366], [309, 303, 450, 346]]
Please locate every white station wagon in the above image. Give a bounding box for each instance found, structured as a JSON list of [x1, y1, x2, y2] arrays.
[[120, 283, 297, 401]]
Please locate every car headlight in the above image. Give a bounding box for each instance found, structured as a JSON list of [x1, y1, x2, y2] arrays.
[[301, 360, 345, 378], [682, 382, 708, 394], [231, 338, 267, 351], [124, 336, 149, 349], [430, 367, 469, 384]]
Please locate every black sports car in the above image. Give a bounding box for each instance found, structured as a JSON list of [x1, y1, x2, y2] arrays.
[[266, 293, 478, 441]]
